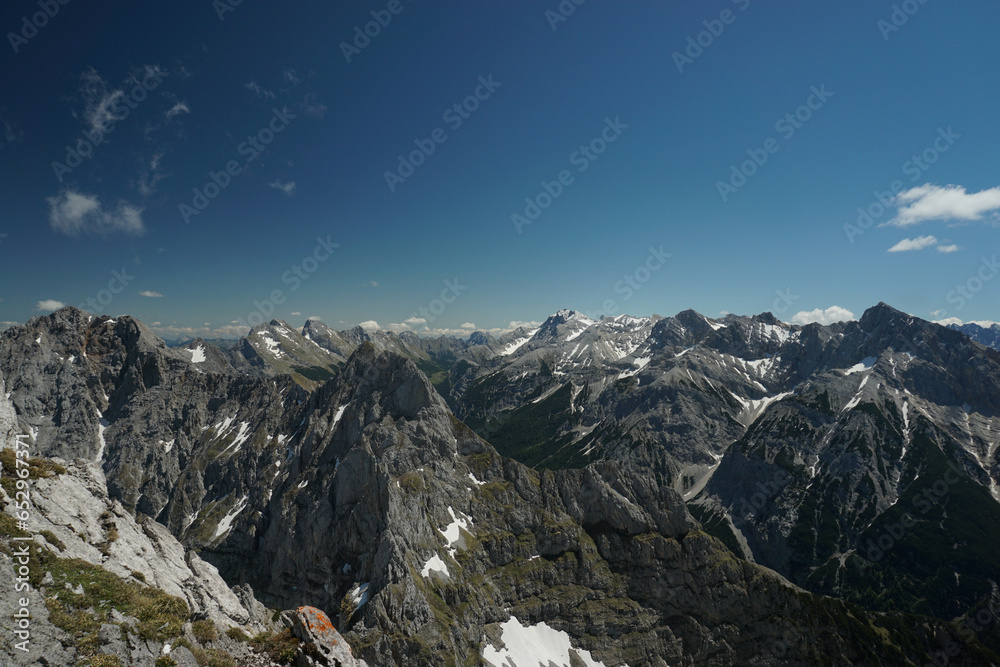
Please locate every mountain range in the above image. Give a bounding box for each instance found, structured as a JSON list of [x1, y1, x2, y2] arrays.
[[1, 303, 999, 666]]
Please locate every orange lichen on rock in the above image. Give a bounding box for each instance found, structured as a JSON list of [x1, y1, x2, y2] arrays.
[[295, 606, 339, 644]]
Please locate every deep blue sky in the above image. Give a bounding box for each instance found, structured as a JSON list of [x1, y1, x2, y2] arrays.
[[2, 0, 999, 338]]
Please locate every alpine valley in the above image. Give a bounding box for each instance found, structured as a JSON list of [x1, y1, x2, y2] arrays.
[[2, 303, 999, 666]]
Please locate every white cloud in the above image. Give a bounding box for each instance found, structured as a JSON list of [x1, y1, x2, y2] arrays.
[[269, 180, 296, 196], [358, 320, 380, 331], [937, 244, 960, 253], [165, 101, 190, 118], [307, 315, 322, 321], [789, 306, 856, 326], [890, 184, 1000, 227], [404, 317, 427, 326], [887, 235, 938, 252], [508, 320, 542, 330], [460, 322, 476, 329], [367, 280, 379, 288], [139, 290, 163, 298], [290, 311, 301, 316], [36, 300, 66, 312], [47, 190, 145, 236]]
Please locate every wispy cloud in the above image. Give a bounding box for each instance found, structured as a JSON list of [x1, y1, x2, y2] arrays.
[[79, 67, 126, 134], [302, 93, 327, 119], [136, 152, 167, 197], [388, 318, 525, 338], [0, 108, 25, 148], [79, 65, 165, 134], [937, 244, 960, 253], [789, 306, 855, 326], [36, 299, 66, 312], [889, 184, 1000, 227], [47, 190, 145, 236], [245, 80, 275, 99], [357, 320, 380, 331], [149, 322, 249, 340], [887, 235, 938, 252], [139, 290, 163, 298], [165, 101, 190, 119], [269, 180, 296, 196]]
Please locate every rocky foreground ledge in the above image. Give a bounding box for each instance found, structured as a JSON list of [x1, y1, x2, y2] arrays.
[[0, 451, 364, 666]]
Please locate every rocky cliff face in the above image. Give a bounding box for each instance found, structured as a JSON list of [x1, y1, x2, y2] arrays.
[[0, 365, 284, 666], [3, 306, 1000, 665], [436, 303, 1000, 658]]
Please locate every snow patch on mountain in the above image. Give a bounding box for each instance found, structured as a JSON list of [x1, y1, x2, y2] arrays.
[[844, 356, 877, 375], [482, 616, 613, 667]]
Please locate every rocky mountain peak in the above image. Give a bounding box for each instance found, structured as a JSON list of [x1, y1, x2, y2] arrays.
[[535, 309, 595, 338], [339, 345, 439, 420], [858, 301, 913, 331], [467, 330, 495, 346]]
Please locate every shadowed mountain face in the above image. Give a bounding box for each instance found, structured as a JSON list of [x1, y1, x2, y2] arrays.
[[436, 303, 1000, 653], [2, 305, 999, 665]]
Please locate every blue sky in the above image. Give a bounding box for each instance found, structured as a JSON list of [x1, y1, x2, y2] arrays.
[[2, 0, 999, 339]]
